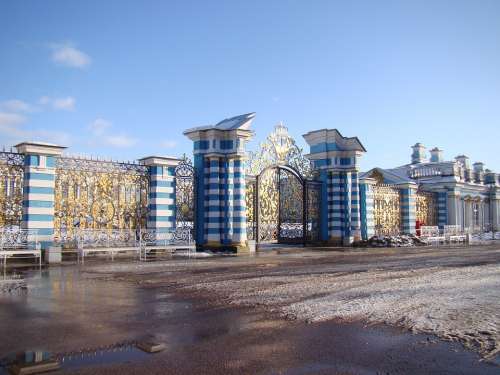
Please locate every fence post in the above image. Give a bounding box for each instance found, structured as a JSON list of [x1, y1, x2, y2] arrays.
[[397, 182, 418, 235], [15, 142, 66, 251], [359, 177, 376, 240], [139, 156, 180, 235]]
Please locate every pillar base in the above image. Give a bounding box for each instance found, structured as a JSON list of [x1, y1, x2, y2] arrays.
[[197, 241, 249, 254]]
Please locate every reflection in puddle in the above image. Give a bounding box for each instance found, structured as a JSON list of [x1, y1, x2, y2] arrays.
[[59, 344, 149, 370], [0, 344, 153, 374]]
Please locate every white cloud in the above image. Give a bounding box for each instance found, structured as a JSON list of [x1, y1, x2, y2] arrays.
[[0, 99, 32, 113], [88, 118, 111, 136], [87, 118, 137, 148], [50, 43, 91, 68], [39, 96, 76, 111], [52, 97, 75, 111], [0, 112, 27, 127], [161, 140, 177, 148], [0, 111, 70, 145], [105, 134, 137, 147]]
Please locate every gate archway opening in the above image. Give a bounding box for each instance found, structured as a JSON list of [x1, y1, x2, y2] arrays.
[[245, 164, 321, 246], [256, 165, 305, 244]]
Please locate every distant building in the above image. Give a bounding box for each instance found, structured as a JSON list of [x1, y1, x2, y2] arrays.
[[361, 143, 500, 234]]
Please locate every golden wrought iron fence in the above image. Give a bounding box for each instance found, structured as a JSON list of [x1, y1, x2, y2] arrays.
[[373, 184, 401, 236], [0, 151, 24, 228], [53, 157, 149, 245], [415, 191, 437, 226]]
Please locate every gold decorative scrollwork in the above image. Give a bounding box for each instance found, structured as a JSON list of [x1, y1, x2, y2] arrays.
[[415, 191, 437, 226], [0, 152, 24, 228], [373, 184, 401, 236], [245, 179, 256, 240], [258, 168, 279, 241], [246, 122, 312, 177], [175, 155, 195, 235], [306, 183, 321, 241], [54, 157, 149, 244]]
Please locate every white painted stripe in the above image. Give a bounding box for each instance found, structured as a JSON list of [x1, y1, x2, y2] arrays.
[[154, 186, 175, 194], [149, 210, 174, 216], [27, 179, 55, 188], [24, 222, 54, 229], [147, 221, 174, 228], [150, 198, 174, 205], [25, 167, 55, 174], [26, 193, 54, 201], [23, 207, 54, 215]]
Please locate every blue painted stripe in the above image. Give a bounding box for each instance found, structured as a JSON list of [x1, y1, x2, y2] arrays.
[[23, 214, 54, 221], [23, 200, 54, 208], [150, 180, 174, 188], [23, 186, 54, 194], [25, 172, 54, 181]]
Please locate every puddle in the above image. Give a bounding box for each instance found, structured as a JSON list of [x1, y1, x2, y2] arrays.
[[58, 344, 150, 370], [0, 345, 152, 374]]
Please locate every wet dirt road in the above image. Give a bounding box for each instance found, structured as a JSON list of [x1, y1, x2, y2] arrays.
[[1, 245, 499, 374]]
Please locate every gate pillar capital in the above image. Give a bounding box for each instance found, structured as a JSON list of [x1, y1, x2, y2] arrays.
[[184, 113, 255, 253]]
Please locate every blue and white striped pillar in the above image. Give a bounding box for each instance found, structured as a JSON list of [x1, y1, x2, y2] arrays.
[[206, 156, 222, 245], [15, 142, 66, 250], [343, 171, 353, 245], [398, 183, 417, 234], [139, 156, 180, 234], [184, 113, 255, 252], [359, 178, 375, 240], [303, 129, 366, 246], [328, 171, 343, 243], [350, 171, 361, 242], [232, 157, 247, 244], [437, 191, 447, 229]]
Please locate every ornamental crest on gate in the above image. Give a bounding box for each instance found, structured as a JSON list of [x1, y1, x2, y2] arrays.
[[245, 122, 312, 177]]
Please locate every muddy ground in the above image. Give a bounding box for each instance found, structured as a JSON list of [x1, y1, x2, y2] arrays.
[[1, 244, 499, 374]]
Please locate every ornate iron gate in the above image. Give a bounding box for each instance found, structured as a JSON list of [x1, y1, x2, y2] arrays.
[[248, 165, 320, 244], [174, 155, 195, 237]]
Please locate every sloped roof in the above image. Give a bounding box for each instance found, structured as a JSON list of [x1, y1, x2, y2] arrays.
[[303, 128, 367, 152], [360, 167, 412, 184], [184, 112, 256, 134]]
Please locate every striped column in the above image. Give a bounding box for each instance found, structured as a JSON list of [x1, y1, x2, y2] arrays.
[[139, 157, 180, 234], [223, 158, 234, 244], [343, 172, 352, 245], [232, 158, 247, 245], [328, 171, 343, 242], [16, 142, 66, 250], [206, 156, 222, 245], [399, 184, 417, 234], [350, 172, 361, 241], [437, 191, 447, 228], [359, 179, 375, 240]]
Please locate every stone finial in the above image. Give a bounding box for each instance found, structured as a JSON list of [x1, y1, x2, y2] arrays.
[[473, 162, 484, 173], [429, 147, 443, 163], [455, 155, 471, 169], [411, 143, 427, 164]]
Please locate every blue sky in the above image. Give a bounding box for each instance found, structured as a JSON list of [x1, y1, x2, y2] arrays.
[[1, 0, 499, 170]]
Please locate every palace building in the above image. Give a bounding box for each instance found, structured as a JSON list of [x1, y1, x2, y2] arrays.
[[360, 143, 499, 238]]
